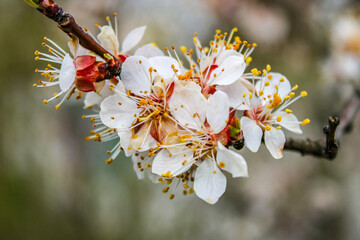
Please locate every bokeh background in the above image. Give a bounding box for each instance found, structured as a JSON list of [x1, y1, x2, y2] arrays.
[[1, 0, 360, 239]]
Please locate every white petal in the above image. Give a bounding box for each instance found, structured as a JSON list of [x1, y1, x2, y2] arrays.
[[241, 117, 263, 152], [134, 44, 164, 58], [152, 149, 195, 177], [216, 142, 248, 178], [97, 26, 119, 55], [274, 111, 302, 134], [100, 95, 141, 129], [169, 83, 207, 130], [194, 158, 227, 204], [120, 56, 152, 96], [84, 81, 114, 107], [121, 26, 146, 53], [149, 56, 180, 80], [217, 80, 251, 110], [131, 153, 145, 180], [59, 54, 76, 92], [215, 49, 243, 66], [209, 56, 246, 86], [118, 130, 134, 157], [255, 73, 291, 99], [264, 128, 285, 159], [207, 91, 229, 134]]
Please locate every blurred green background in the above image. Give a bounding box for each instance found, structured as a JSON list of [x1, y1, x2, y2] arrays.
[[1, 0, 359, 239]]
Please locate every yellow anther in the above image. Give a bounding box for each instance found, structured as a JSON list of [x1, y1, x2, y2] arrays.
[[265, 125, 272, 131], [280, 77, 285, 82], [132, 134, 138, 139], [301, 91, 308, 97], [289, 92, 295, 98], [243, 92, 247, 98], [276, 116, 282, 122], [106, 16, 110, 21], [113, 12, 117, 17], [276, 126, 282, 130], [259, 90, 264, 96], [252, 43, 257, 47], [264, 81, 270, 87], [284, 95, 290, 100], [183, 184, 189, 189], [266, 64, 271, 71], [245, 56, 253, 64], [285, 109, 293, 114], [218, 162, 225, 168], [169, 194, 175, 200], [302, 119, 310, 126], [106, 158, 114, 164], [180, 46, 187, 53], [33, 84, 37, 87], [249, 93, 253, 99], [292, 85, 299, 91], [55, 105, 60, 110], [189, 188, 194, 194], [43, 99, 48, 104], [163, 187, 170, 193]]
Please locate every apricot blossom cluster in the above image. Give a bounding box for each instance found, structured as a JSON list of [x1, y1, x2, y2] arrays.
[[33, 19, 309, 204]]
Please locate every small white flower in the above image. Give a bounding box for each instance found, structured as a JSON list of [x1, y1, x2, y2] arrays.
[[152, 84, 248, 204]]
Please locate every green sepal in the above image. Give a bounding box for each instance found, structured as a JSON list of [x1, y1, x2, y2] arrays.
[[103, 53, 113, 60]]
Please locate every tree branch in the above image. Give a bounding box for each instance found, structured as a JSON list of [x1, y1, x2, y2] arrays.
[[284, 90, 360, 160], [31, 0, 121, 80]]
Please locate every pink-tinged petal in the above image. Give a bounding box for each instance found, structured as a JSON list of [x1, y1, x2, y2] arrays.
[[121, 26, 146, 53], [100, 95, 141, 129], [217, 80, 251, 110], [241, 117, 263, 152], [169, 83, 207, 130], [118, 130, 134, 157], [194, 158, 227, 204], [134, 44, 164, 58], [121, 56, 152, 95], [274, 111, 302, 134], [264, 128, 285, 159], [209, 56, 246, 86], [59, 54, 76, 91], [149, 56, 180, 80], [97, 26, 119, 55], [216, 142, 248, 178], [207, 91, 229, 134], [152, 149, 195, 177]]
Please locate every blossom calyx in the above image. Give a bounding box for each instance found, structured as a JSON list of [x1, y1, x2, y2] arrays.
[[74, 55, 110, 92]]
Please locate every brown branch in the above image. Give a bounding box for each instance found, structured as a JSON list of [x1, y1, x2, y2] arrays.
[[284, 90, 360, 160], [32, 0, 121, 80]]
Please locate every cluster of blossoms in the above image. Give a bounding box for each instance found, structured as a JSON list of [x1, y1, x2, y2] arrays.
[[34, 15, 310, 204]]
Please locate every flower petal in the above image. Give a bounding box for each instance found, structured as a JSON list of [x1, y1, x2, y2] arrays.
[[59, 54, 76, 92], [264, 128, 285, 159], [97, 25, 119, 55], [134, 43, 164, 58], [216, 142, 248, 178], [84, 81, 114, 108], [194, 158, 227, 204], [129, 121, 158, 152], [209, 56, 246, 86], [118, 129, 134, 157], [274, 111, 302, 134], [207, 91, 229, 134], [217, 80, 251, 110], [240, 117, 263, 152], [100, 94, 141, 129], [149, 56, 180, 80], [152, 149, 195, 177], [120, 56, 152, 95], [169, 82, 207, 130], [255, 73, 291, 99], [121, 26, 146, 53]]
